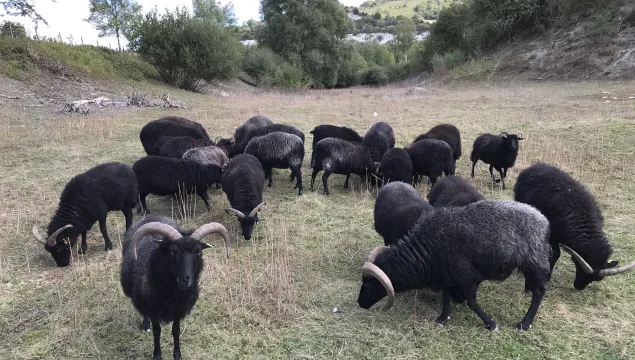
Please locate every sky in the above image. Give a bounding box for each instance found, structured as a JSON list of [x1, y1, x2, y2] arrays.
[[3, 0, 364, 48]]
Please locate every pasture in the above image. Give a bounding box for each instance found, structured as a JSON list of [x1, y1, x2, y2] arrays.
[[1, 80, 634, 359]]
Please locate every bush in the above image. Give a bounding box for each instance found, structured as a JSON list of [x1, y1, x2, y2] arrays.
[[1, 21, 27, 39], [430, 50, 465, 73], [132, 8, 242, 91], [362, 66, 389, 85], [241, 46, 310, 89]]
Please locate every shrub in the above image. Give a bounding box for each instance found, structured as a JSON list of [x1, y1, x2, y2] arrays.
[[363, 66, 389, 85], [430, 50, 465, 73], [132, 8, 242, 91], [1, 21, 27, 39], [241, 46, 310, 89]]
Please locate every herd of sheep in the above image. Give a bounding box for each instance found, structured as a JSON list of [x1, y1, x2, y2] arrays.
[[30, 115, 635, 359]]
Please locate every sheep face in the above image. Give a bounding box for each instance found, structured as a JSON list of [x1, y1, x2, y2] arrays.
[[574, 260, 619, 290], [155, 237, 211, 290], [45, 239, 73, 267], [238, 215, 258, 240], [357, 277, 388, 309], [500, 133, 523, 152]]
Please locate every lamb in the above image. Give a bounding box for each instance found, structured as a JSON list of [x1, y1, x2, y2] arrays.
[[470, 132, 524, 190], [221, 154, 266, 240], [32, 162, 138, 267], [379, 148, 413, 184], [310, 138, 380, 195], [140, 116, 211, 155], [414, 124, 462, 160], [133, 156, 222, 214], [428, 176, 485, 207], [233, 115, 274, 144], [405, 139, 455, 187], [182, 146, 229, 169], [358, 200, 552, 331], [120, 215, 230, 360], [374, 182, 432, 246], [309, 125, 363, 167], [514, 162, 635, 290], [156, 136, 210, 158], [362, 122, 395, 163]]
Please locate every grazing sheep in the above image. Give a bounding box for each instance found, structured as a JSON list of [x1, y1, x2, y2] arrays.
[[374, 182, 432, 246], [244, 132, 304, 195], [182, 146, 229, 169], [428, 176, 485, 207], [309, 125, 363, 167], [233, 115, 273, 144], [121, 215, 230, 360], [363, 122, 395, 163], [358, 200, 552, 331], [380, 148, 413, 184], [470, 132, 524, 190], [405, 139, 455, 187], [156, 136, 210, 158], [310, 138, 380, 195], [133, 156, 222, 214], [414, 124, 462, 160], [221, 154, 266, 240], [214, 137, 234, 158], [514, 162, 635, 290], [32, 162, 138, 267], [140, 117, 211, 155]]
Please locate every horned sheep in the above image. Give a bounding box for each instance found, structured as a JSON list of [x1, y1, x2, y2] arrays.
[[470, 132, 524, 190]]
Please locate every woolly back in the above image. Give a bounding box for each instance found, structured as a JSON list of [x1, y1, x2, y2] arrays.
[[221, 154, 265, 213]]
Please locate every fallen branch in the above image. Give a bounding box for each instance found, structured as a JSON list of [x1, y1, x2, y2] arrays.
[[0, 94, 20, 100]]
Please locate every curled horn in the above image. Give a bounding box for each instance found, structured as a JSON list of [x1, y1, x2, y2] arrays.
[[32, 225, 47, 245], [130, 222, 182, 260], [366, 246, 389, 263], [45, 224, 73, 247], [190, 222, 231, 260], [517, 132, 524, 140], [500, 132, 508, 138], [598, 260, 635, 277], [560, 245, 594, 274], [225, 208, 246, 219], [362, 262, 395, 311], [248, 202, 266, 218]]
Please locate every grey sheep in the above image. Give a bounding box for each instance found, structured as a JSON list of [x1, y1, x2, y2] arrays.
[[120, 215, 230, 360], [233, 115, 273, 144], [428, 176, 485, 207], [374, 182, 432, 246], [358, 200, 552, 331], [182, 146, 229, 169], [244, 132, 304, 196], [156, 136, 210, 158]]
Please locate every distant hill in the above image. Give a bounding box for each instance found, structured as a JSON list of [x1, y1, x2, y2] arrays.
[[357, 0, 460, 20]]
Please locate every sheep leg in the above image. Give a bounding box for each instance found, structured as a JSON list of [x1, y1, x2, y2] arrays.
[[344, 174, 351, 188], [265, 167, 273, 187], [516, 276, 546, 330], [549, 244, 561, 273], [198, 191, 211, 211], [322, 171, 332, 195], [139, 193, 150, 214], [434, 288, 452, 326], [122, 206, 133, 231], [151, 318, 162, 360], [496, 167, 505, 189], [294, 167, 303, 196], [99, 218, 113, 251], [488, 165, 498, 183], [80, 231, 87, 255], [310, 169, 320, 191], [172, 319, 182, 360], [471, 159, 478, 178], [465, 283, 498, 331], [141, 316, 150, 332]]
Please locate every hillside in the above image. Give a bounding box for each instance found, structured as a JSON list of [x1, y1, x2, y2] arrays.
[[358, 0, 459, 19]]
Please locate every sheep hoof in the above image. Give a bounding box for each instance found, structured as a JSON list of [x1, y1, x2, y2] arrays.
[[515, 322, 532, 331], [298, 191, 303, 196], [434, 315, 451, 326], [324, 191, 330, 195], [494, 179, 501, 184], [487, 324, 500, 332], [105, 243, 113, 251]]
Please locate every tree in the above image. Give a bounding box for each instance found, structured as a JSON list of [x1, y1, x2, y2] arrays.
[[0, 20, 27, 38], [392, 18, 415, 62], [259, 0, 350, 88], [85, 0, 142, 51], [192, 0, 236, 26], [1, 0, 49, 24]]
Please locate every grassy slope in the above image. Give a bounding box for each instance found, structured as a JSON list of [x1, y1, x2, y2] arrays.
[[360, 0, 420, 17], [1, 79, 635, 359]]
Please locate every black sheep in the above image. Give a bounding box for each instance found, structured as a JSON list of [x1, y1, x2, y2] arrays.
[[310, 138, 380, 195], [428, 176, 485, 207], [362, 122, 395, 163], [470, 132, 524, 190], [414, 124, 462, 160], [233, 115, 273, 144], [514, 162, 635, 290], [221, 154, 266, 240], [121, 216, 230, 360], [309, 125, 363, 167], [358, 200, 552, 331], [133, 156, 222, 214], [156, 136, 210, 158], [32, 162, 138, 267], [140, 117, 211, 155], [244, 132, 304, 196], [380, 148, 413, 184], [405, 139, 455, 187], [374, 182, 432, 246]]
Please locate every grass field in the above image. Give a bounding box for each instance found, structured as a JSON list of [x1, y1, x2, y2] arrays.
[[1, 79, 635, 359]]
